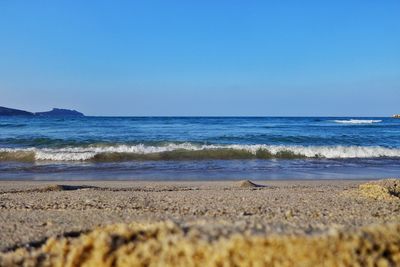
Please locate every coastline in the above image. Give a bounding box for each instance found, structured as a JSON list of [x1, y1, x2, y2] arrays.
[[1, 178, 399, 265]]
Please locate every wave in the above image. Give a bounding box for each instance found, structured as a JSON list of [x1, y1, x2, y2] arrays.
[[0, 123, 26, 128], [0, 137, 113, 147], [333, 119, 382, 124], [1, 143, 400, 162]]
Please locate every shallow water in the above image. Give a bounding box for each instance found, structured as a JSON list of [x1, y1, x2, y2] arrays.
[[0, 116, 399, 180]]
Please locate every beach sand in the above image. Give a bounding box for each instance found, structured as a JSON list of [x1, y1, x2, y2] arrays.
[[0, 179, 399, 266]]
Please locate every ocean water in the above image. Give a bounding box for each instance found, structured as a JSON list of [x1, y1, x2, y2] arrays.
[[0, 116, 399, 180]]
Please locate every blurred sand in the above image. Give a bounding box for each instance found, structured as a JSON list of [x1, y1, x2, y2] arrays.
[[0, 179, 399, 266]]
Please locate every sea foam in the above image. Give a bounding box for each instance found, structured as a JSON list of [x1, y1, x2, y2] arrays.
[[333, 119, 382, 124], [1, 144, 400, 161]]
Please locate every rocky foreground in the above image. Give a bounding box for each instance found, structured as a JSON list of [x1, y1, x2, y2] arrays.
[[0, 179, 399, 266]]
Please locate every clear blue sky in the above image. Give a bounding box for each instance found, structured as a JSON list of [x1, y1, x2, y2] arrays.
[[0, 1, 399, 116]]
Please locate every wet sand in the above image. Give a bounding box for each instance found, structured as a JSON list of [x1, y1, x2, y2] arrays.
[[0, 179, 399, 266]]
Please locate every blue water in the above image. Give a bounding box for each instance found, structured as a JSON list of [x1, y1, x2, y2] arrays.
[[0, 116, 399, 180]]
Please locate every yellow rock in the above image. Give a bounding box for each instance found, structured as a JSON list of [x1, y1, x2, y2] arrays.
[[359, 179, 400, 200]]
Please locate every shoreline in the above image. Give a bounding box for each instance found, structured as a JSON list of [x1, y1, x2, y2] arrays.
[[0, 177, 386, 183]]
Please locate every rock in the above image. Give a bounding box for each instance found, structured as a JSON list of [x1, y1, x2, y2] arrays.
[[38, 184, 95, 192], [237, 180, 265, 188], [359, 179, 400, 200], [393, 114, 400, 118], [40, 221, 53, 227]]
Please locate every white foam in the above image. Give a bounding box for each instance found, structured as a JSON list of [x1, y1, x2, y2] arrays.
[[1, 143, 400, 161], [333, 119, 382, 124]]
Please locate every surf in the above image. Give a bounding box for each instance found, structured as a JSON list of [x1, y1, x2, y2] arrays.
[[1, 144, 400, 161], [333, 119, 382, 124]]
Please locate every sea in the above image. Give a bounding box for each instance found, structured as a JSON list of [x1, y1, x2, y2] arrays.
[[0, 116, 399, 180]]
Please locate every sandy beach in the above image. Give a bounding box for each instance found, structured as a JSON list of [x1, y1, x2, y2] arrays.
[[2, 0, 399, 265], [0, 179, 399, 266]]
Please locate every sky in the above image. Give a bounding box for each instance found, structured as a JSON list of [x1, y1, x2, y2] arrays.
[[0, 1, 399, 116]]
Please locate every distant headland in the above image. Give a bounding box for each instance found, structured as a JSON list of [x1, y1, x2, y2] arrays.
[[36, 108, 84, 117], [0, 106, 84, 117], [393, 114, 400, 119]]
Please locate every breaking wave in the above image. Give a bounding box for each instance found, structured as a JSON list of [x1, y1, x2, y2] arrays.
[[333, 119, 382, 124], [1, 143, 400, 162]]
